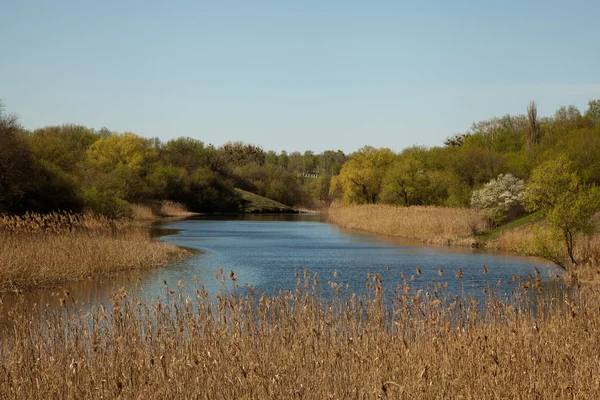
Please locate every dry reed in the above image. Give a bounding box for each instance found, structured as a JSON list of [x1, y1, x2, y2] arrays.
[[0, 270, 598, 399], [131, 201, 198, 221], [328, 204, 488, 245], [130, 204, 156, 221], [489, 223, 600, 281], [158, 201, 198, 218], [488, 223, 600, 263], [0, 212, 190, 291]]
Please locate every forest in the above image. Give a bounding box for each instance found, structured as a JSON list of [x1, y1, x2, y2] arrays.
[[1, 99, 600, 219]]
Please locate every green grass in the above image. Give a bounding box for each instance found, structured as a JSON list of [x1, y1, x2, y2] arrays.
[[235, 189, 298, 214], [476, 212, 542, 242]]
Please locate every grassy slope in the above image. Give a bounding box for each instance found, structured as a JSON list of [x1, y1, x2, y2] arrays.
[[476, 213, 543, 243], [235, 189, 298, 214]]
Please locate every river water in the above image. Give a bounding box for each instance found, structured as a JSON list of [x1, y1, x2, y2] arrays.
[[0, 214, 562, 315]]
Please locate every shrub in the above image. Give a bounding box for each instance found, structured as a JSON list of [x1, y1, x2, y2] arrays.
[[83, 186, 132, 218], [471, 173, 524, 225]]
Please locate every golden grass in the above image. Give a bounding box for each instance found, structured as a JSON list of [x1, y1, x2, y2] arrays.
[[158, 201, 198, 218], [1, 271, 599, 399], [131, 201, 198, 221], [130, 203, 156, 221], [328, 204, 488, 245], [489, 223, 600, 263], [0, 212, 190, 291]]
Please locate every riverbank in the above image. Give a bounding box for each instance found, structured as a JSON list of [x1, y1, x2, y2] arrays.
[[486, 219, 600, 281], [327, 204, 487, 246], [327, 204, 600, 282], [0, 211, 192, 292]]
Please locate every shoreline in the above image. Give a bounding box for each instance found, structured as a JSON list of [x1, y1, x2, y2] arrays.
[[326, 204, 486, 247], [0, 211, 195, 293], [326, 204, 600, 283]]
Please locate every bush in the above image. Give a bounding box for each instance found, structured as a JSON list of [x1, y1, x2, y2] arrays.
[[83, 186, 132, 218], [470, 173, 524, 226]]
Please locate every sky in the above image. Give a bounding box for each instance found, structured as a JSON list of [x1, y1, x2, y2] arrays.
[[1, 0, 599, 153]]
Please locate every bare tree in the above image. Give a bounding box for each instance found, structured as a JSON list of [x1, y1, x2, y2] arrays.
[[526, 101, 540, 150]]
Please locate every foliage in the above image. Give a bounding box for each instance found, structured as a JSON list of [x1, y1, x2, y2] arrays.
[[83, 186, 132, 219], [333, 146, 395, 204], [522, 156, 600, 266], [470, 173, 524, 225], [2, 97, 600, 219]]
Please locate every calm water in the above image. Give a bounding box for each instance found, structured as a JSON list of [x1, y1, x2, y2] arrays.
[[0, 214, 562, 316], [156, 214, 560, 297]]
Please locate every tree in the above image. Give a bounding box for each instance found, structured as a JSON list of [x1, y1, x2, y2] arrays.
[[554, 105, 581, 122], [86, 132, 157, 203], [444, 133, 470, 147], [333, 146, 395, 204], [522, 156, 600, 267], [470, 173, 524, 225], [28, 125, 99, 173], [0, 105, 33, 212], [219, 142, 266, 167], [381, 156, 430, 206], [526, 101, 540, 150], [0, 105, 83, 213], [585, 99, 600, 122]]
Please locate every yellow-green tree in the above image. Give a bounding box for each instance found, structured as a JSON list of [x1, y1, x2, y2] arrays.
[[333, 146, 395, 204], [86, 132, 157, 203], [381, 156, 428, 206]]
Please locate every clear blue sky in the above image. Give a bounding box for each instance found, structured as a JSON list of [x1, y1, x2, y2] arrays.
[[2, 0, 599, 153]]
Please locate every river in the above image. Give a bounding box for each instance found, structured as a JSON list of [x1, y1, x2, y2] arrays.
[[0, 214, 562, 317]]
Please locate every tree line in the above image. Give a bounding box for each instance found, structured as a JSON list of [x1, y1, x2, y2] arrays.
[[2, 99, 599, 222], [332, 100, 600, 210], [0, 101, 346, 216]]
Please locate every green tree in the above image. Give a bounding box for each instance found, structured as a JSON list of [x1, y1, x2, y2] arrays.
[[380, 156, 429, 206], [333, 146, 395, 204], [522, 156, 600, 267], [86, 132, 157, 202], [0, 105, 82, 213], [28, 125, 99, 173]]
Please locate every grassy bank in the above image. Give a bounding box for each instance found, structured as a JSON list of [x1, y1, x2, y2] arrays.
[[327, 204, 487, 245], [0, 212, 191, 291], [487, 220, 600, 274], [327, 204, 600, 278], [236, 189, 299, 213], [1, 272, 598, 398]]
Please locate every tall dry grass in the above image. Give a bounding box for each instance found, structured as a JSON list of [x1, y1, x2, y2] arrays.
[[328, 204, 488, 245], [1, 270, 598, 399], [0, 212, 190, 291], [489, 223, 600, 280], [131, 201, 198, 221]]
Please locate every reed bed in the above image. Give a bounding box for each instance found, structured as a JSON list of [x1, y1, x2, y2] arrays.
[[130, 204, 156, 221], [0, 270, 598, 399], [158, 201, 198, 218], [489, 224, 600, 281], [0, 212, 190, 291], [131, 201, 198, 221], [328, 204, 488, 245]]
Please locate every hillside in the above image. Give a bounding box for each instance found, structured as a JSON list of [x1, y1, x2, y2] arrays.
[[235, 189, 299, 214]]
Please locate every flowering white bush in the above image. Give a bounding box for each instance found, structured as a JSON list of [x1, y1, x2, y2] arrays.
[[471, 173, 524, 225]]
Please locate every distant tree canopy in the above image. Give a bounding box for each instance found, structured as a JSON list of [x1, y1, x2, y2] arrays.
[[1, 98, 600, 221], [0, 101, 349, 215], [334, 99, 600, 213]]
